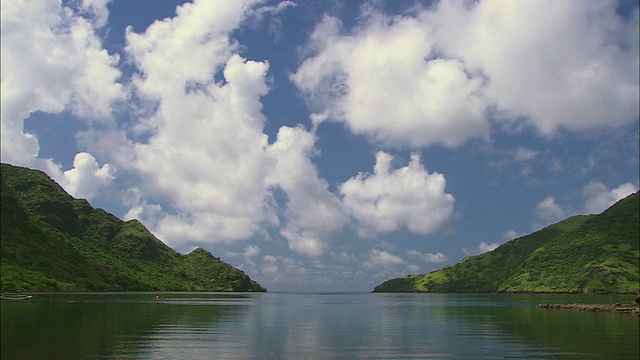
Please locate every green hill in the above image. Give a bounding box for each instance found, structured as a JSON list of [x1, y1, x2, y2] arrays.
[[0, 163, 266, 292], [374, 191, 639, 294]]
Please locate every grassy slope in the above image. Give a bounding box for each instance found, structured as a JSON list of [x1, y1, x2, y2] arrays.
[[374, 191, 639, 294], [0, 163, 266, 292]]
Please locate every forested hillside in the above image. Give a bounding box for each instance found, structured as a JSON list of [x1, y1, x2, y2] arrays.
[[374, 191, 639, 294], [1, 163, 266, 292]]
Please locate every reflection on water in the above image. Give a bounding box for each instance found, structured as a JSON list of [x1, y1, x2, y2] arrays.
[[1, 293, 638, 359]]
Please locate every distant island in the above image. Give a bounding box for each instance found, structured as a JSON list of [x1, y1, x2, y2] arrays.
[[374, 191, 639, 294], [0, 163, 266, 292]]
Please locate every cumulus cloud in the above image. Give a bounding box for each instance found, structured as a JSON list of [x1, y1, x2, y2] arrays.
[[280, 227, 326, 257], [60, 152, 115, 200], [1, 0, 123, 166], [340, 151, 455, 236], [261, 263, 280, 276], [333, 251, 357, 263], [513, 147, 539, 162], [123, 53, 274, 247], [258, 254, 310, 286], [535, 196, 567, 225], [426, 0, 639, 135], [362, 249, 405, 268], [462, 242, 501, 256], [234, 244, 261, 268], [250, 0, 296, 20], [267, 125, 348, 256], [125, 0, 252, 82], [292, 13, 488, 148], [406, 250, 448, 263], [114, 0, 354, 253], [292, 0, 638, 148], [78, 0, 112, 27], [534, 181, 637, 229], [113, 0, 279, 248], [581, 181, 638, 214], [243, 245, 261, 258], [267, 126, 347, 231], [502, 230, 520, 240]]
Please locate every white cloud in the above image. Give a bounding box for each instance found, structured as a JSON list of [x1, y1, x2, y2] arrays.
[[267, 125, 348, 232], [78, 0, 112, 27], [267, 125, 348, 256], [61, 152, 115, 200], [406, 250, 448, 263], [115, 0, 356, 253], [340, 151, 455, 236], [362, 249, 405, 268], [581, 181, 638, 214], [129, 55, 272, 212], [243, 245, 261, 258], [124, 54, 274, 247], [153, 212, 263, 249], [534, 181, 637, 229], [115, 0, 277, 248], [479, 242, 500, 253], [123, 198, 162, 223], [280, 227, 326, 257], [261, 263, 280, 275], [292, 14, 488, 148], [1, 0, 124, 166], [428, 0, 639, 135], [535, 196, 567, 225], [257, 254, 310, 286], [513, 147, 539, 162], [463, 242, 501, 256], [502, 230, 520, 240], [125, 0, 255, 97], [250, 0, 296, 19], [293, 1, 638, 148], [333, 251, 357, 263]]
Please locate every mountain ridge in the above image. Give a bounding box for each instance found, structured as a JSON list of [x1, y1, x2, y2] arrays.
[[373, 191, 639, 294], [0, 163, 266, 292]]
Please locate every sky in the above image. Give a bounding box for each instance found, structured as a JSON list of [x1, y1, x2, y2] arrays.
[[1, 0, 638, 292]]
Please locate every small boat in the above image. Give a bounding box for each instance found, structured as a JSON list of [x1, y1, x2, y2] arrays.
[[1, 295, 33, 301]]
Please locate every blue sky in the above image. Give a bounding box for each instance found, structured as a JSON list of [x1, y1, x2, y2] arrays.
[[2, 0, 638, 292]]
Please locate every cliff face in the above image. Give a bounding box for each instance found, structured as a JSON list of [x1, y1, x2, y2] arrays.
[[374, 191, 639, 294], [1, 163, 266, 292]]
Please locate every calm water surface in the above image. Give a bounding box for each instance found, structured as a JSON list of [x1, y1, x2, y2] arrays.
[[1, 292, 638, 359]]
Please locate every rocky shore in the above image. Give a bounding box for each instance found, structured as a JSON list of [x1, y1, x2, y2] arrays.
[[538, 296, 640, 316]]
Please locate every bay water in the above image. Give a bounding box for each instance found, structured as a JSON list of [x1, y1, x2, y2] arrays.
[[2, 292, 638, 359]]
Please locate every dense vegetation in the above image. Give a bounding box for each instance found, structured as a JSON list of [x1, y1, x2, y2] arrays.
[[0, 163, 266, 292], [374, 191, 639, 294]]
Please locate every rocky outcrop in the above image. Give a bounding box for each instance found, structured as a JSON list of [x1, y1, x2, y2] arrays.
[[538, 301, 639, 316]]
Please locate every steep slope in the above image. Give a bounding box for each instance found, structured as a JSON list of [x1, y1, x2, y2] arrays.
[[374, 191, 639, 294], [0, 163, 266, 292]]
